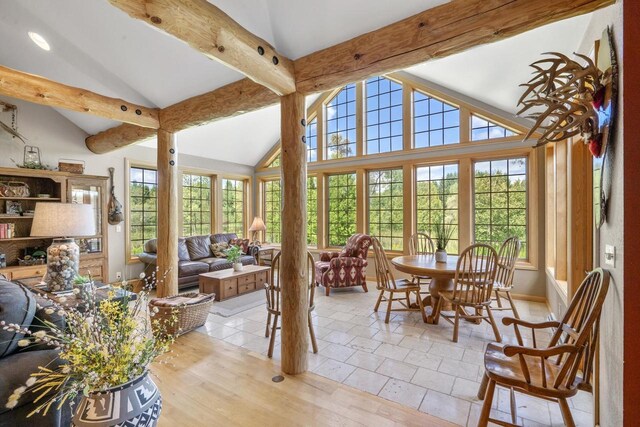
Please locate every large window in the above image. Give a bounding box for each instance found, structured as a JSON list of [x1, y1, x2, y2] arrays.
[[326, 84, 356, 159], [222, 178, 245, 236], [366, 77, 403, 154], [474, 157, 528, 258], [263, 180, 282, 243], [307, 118, 318, 162], [368, 169, 403, 251], [327, 173, 357, 246], [307, 177, 318, 245], [129, 167, 157, 256], [182, 174, 211, 236], [416, 164, 459, 254], [471, 115, 516, 141], [414, 91, 460, 148]]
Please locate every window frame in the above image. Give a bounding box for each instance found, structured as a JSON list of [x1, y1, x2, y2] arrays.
[[326, 171, 358, 248], [220, 177, 247, 237], [181, 172, 213, 237], [366, 167, 405, 252]]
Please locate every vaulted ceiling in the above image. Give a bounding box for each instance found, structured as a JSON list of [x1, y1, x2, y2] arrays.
[[0, 0, 593, 166]]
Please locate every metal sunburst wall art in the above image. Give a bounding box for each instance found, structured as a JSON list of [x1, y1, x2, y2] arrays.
[[518, 26, 617, 227]]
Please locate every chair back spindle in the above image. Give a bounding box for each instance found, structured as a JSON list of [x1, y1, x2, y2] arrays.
[[453, 243, 498, 305], [371, 237, 398, 291], [409, 232, 435, 256], [495, 236, 521, 289], [266, 251, 315, 314]]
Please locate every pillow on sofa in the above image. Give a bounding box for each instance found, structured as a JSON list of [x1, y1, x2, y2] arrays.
[[229, 238, 250, 254], [0, 280, 37, 358], [210, 242, 229, 258]]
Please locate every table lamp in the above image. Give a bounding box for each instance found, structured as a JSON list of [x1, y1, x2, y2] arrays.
[[30, 203, 96, 291], [248, 216, 266, 243]]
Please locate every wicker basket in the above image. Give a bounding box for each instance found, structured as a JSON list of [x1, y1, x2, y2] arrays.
[[149, 293, 214, 337]]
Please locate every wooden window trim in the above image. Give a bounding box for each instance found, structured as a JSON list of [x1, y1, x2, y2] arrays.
[[126, 159, 157, 264]]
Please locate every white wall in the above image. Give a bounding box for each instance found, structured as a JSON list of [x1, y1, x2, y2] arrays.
[[0, 96, 254, 282], [574, 3, 623, 425]]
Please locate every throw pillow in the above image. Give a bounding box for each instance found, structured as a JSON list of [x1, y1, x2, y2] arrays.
[[228, 238, 250, 254], [210, 242, 229, 258]]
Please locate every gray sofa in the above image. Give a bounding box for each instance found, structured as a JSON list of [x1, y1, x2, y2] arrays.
[[0, 279, 72, 427], [138, 233, 256, 290]]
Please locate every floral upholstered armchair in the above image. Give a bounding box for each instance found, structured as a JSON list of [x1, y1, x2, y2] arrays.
[[315, 234, 372, 296]]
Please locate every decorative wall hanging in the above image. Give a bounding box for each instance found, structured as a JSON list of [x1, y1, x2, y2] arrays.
[[517, 26, 618, 160], [107, 167, 124, 225], [0, 101, 27, 144]]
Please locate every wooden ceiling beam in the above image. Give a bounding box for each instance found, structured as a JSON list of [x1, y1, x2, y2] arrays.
[[294, 0, 615, 94], [86, 78, 278, 152], [109, 0, 296, 96], [0, 65, 159, 128]]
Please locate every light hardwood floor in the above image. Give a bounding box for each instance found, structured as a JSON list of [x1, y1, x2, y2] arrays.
[[152, 331, 455, 427]]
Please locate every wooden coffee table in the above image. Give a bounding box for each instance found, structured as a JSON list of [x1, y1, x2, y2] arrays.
[[199, 265, 270, 301]]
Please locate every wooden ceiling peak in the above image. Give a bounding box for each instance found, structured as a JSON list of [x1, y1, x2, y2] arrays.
[[0, 65, 159, 128], [109, 0, 296, 96]]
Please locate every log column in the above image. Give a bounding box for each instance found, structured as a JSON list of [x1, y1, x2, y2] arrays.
[[280, 92, 308, 374], [156, 129, 179, 297]]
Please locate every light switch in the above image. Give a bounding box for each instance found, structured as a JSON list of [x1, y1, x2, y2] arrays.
[[116, 225, 122, 233], [604, 244, 615, 267]]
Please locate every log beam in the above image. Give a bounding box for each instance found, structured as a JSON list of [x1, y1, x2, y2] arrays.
[[294, 0, 615, 94], [0, 65, 159, 128], [160, 78, 279, 133], [109, 0, 296, 95], [156, 129, 179, 297], [85, 78, 278, 152], [280, 92, 308, 374], [86, 124, 157, 154]]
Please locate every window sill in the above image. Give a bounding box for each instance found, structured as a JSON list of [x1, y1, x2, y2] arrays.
[[514, 260, 538, 271], [127, 258, 142, 265], [546, 267, 569, 305]]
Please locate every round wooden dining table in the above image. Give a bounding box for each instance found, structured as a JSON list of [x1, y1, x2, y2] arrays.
[[391, 254, 459, 324]]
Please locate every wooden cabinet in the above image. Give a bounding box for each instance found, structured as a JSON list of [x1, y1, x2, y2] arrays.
[[0, 167, 109, 281], [199, 265, 271, 301]]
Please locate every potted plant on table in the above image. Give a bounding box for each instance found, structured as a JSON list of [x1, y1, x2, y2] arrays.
[[226, 245, 244, 272], [3, 274, 175, 426], [432, 221, 456, 263]]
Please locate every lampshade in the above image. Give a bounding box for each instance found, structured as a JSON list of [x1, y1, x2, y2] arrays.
[[30, 203, 97, 237], [248, 216, 266, 232]]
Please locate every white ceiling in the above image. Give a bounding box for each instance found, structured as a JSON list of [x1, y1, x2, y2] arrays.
[[0, 1, 594, 166]]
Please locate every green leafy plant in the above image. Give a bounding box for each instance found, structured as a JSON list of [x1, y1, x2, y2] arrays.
[[225, 245, 243, 264], [73, 275, 91, 285], [432, 221, 457, 251]]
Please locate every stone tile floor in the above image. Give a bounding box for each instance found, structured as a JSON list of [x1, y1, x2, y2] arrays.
[[194, 287, 594, 426]]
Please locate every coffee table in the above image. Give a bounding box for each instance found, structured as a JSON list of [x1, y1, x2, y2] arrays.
[[199, 265, 270, 301]]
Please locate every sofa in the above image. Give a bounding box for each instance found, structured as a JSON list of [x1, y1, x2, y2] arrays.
[[0, 279, 72, 427], [138, 233, 256, 289], [315, 233, 372, 296]]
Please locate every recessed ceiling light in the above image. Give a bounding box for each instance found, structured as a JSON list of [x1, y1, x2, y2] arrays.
[[28, 32, 50, 51]]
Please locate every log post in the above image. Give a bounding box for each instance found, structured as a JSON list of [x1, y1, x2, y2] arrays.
[[280, 92, 308, 374], [156, 129, 179, 297]]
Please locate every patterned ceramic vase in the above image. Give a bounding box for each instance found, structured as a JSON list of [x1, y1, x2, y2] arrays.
[[435, 249, 447, 263], [72, 372, 162, 427]]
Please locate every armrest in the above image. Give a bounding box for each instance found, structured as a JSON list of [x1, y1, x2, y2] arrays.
[[320, 252, 341, 262], [329, 256, 367, 269], [138, 252, 158, 265], [503, 344, 577, 358], [502, 317, 560, 329]]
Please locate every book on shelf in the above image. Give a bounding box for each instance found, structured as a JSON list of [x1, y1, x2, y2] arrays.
[[0, 223, 16, 239]]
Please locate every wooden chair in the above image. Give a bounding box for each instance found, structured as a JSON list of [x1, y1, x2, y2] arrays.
[[265, 251, 318, 358], [433, 243, 500, 343], [408, 232, 435, 290], [371, 237, 427, 324], [491, 236, 522, 319], [477, 268, 610, 427]]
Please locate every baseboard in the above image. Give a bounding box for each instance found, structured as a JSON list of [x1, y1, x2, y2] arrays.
[[509, 293, 547, 303]]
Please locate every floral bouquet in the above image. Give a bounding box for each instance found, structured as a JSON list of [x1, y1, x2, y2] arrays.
[[2, 271, 175, 418]]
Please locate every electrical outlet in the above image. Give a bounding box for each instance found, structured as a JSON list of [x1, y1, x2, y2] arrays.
[[116, 225, 122, 233], [116, 272, 122, 280], [604, 245, 615, 267]]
